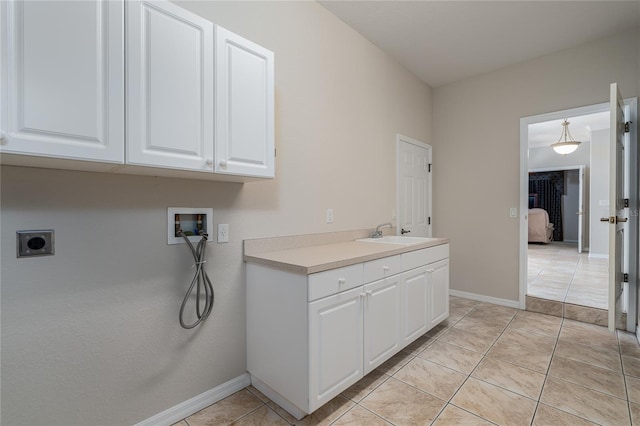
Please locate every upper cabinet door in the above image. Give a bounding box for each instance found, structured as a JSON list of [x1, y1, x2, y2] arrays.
[[127, 0, 214, 172], [215, 26, 274, 178], [0, 0, 124, 163]]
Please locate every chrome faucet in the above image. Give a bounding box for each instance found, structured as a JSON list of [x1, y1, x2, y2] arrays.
[[371, 222, 392, 238]]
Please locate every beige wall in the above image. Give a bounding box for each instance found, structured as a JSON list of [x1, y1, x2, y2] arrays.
[[0, 2, 432, 425], [432, 29, 639, 301]]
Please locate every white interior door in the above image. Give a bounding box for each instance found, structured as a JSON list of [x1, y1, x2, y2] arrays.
[[397, 135, 432, 237], [608, 83, 628, 331]]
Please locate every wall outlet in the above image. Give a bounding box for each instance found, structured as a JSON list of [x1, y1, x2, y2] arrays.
[[326, 208, 334, 224], [218, 224, 229, 243]]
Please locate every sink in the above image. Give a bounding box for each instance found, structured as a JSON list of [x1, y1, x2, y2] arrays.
[[356, 236, 439, 245]]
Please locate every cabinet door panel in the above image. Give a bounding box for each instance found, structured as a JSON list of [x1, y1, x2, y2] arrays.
[[309, 287, 363, 412], [1, 0, 124, 162], [127, 0, 213, 171], [401, 267, 429, 344], [429, 259, 450, 327], [364, 276, 401, 374], [215, 26, 274, 178]]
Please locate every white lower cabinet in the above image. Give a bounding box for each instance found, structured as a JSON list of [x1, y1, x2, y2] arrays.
[[246, 243, 449, 420], [401, 266, 430, 344], [309, 287, 364, 410]]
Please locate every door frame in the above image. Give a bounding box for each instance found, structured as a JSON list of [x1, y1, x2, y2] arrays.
[[519, 100, 638, 330], [396, 134, 432, 237], [528, 165, 586, 252]]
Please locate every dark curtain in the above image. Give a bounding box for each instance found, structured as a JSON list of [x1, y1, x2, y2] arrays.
[[529, 172, 564, 241]]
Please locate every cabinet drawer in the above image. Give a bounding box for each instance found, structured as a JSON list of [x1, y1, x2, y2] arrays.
[[308, 264, 363, 302], [403, 244, 449, 271], [363, 255, 402, 283]]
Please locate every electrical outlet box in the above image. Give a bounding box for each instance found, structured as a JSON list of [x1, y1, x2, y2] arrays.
[[17, 230, 54, 258], [218, 224, 229, 243], [168, 207, 213, 245]]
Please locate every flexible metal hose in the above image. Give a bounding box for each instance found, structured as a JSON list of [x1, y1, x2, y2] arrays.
[[178, 231, 214, 329]]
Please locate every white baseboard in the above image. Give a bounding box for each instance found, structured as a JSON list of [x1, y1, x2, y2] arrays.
[[135, 373, 251, 426], [589, 253, 608, 259], [449, 289, 520, 309]]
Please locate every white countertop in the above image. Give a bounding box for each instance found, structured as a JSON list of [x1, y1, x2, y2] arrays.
[[243, 237, 449, 274]]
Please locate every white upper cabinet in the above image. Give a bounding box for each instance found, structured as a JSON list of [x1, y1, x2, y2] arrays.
[[215, 26, 275, 178], [0, 0, 124, 163], [126, 0, 214, 172]]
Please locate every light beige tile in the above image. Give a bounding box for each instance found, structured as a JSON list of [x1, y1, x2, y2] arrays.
[[533, 403, 597, 425], [394, 357, 467, 400], [331, 406, 391, 426], [526, 285, 568, 302], [512, 310, 563, 335], [375, 350, 414, 376], [426, 322, 451, 339], [266, 402, 297, 425], [294, 396, 354, 426], [341, 370, 389, 402], [438, 327, 497, 354], [433, 404, 493, 425], [466, 304, 517, 326], [563, 303, 608, 325], [417, 340, 484, 374], [402, 333, 436, 355], [620, 331, 640, 358], [172, 421, 189, 426], [549, 356, 626, 399], [187, 390, 263, 425], [540, 377, 630, 425], [627, 375, 640, 404], [624, 355, 640, 378], [360, 377, 446, 425], [472, 357, 545, 400], [526, 296, 563, 317], [451, 377, 536, 426], [554, 340, 622, 372], [498, 327, 556, 356], [452, 317, 506, 339], [449, 297, 480, 312], [485, 340, 552, 374], [562, 319, 612, 337], [246, 385, 271, 403], [559, 325, 618, 351], [631, 402, 640, 425], [230, 406, 289, 426]]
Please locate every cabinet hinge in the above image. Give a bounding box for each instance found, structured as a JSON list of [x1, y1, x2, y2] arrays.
[[624, 198, 630, 208], [428, 163, 432, 173], [624, 273, 629, 283], [625, 121, 631, 133], [428, 217, 431, 225]]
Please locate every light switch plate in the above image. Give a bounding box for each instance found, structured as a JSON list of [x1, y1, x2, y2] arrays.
[[326, 209, 334, 224], [510, 207, 518, 218]]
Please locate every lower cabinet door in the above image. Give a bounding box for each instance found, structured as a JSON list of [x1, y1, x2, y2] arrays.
[[363, 276, 402, 374], [309, 286, 364, 412], [401, 267, 429, 344], [428, 259, 450, 327]]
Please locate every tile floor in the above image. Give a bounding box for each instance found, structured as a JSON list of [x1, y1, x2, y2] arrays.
[[528, 242, 608, 310], [175, 296, 640, 426]]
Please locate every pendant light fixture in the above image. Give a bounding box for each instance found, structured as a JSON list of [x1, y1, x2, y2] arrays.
[[551, 119, 581, 155]]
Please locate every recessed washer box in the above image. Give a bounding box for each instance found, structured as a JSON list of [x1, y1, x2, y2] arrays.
[[167, 207, 213, 245]]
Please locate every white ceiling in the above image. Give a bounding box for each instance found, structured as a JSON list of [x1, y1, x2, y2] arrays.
[[528, 111, 610, 149], [319, 1, 640, 88]]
